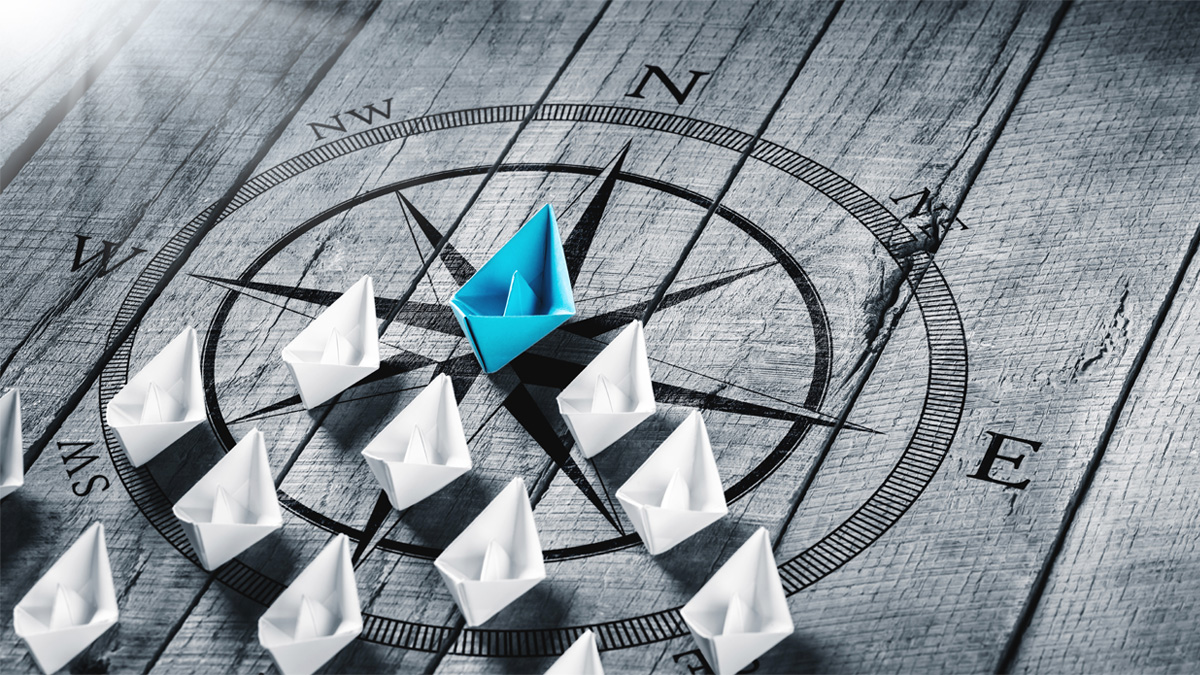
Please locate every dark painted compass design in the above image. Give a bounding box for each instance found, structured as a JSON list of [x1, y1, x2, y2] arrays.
[[98, 104, 967, 657]]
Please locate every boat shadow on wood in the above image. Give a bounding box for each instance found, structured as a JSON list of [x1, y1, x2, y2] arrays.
[[649, 518, 766, 590], [314, 376, 419, 455], [586, 408, 681, 489], [761, 630, 826, 674], [395, 469, 495, 551], [0, 492, 43, 573], [145, 422, 228, 503]]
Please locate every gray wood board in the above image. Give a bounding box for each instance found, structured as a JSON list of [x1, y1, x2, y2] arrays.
[[0, 0, 377, 463], [1, 0, 604, 672], [132, 1, 610, 673], [1000, 2, 1200, 672], [2, 1, 1199, 674], [0, 0, 155, 176], [1010, 243, 1200, 673], [771, 0, 1200, 672]]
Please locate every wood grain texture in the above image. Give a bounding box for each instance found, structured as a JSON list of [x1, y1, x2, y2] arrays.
[[0, 0, 603, 672], [1010, 259, 1200, 673], [0, 0, 155, 176], [135, 1, 611, 673], [639, 1, 1066, 672], [0, 0, 378, 464], [768, 1, 1200, 672], [998, 2, 1200, 672], [0, 378, 213, 673], [425, 1, 848, 672], [2, 1, 1199, 674]]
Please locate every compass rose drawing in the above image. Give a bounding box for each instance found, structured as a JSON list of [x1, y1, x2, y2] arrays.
[[97, 104, 967, 658]]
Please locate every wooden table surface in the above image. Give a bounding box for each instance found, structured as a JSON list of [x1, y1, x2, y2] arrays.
[[1, 1, 1197, 673]]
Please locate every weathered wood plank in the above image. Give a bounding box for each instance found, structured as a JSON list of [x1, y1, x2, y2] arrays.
[[1, 2, 386, 669], [0, 379, 213, 673], [768, 1, 1200, 672], [224, 2, 842, 672], [0, 0, 155, 180], [3, 2, 1199, 674], [995, 3, 1200, 672], [1008, 254, 1200, 673], [0, 0, 377, 463]]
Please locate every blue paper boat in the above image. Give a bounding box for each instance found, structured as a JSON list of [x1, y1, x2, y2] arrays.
[[450, 204, 576, 372]]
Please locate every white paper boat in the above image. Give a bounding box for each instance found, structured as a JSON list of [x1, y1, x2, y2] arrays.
[[361, 374, 471, 510], [13, 522, 118, 674], [173, 428, 282, 570], [259, 534, 362, 675], [680, 528, 794, 675], [546, 629, 604, 675], [557, 321, 655, 458], [105, 326, 205, 467], [1, 388, 23, 499], [281, 275, 380, 408], [616, 410, 727, 555], [434, 477, 545, 626]]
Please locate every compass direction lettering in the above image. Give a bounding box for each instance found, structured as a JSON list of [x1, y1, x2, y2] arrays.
[[69, 234, 145, 277], [626, 65, 711, 104], [189, 169, 875, 546], [969, 431, 1042, 490], [306, 98, 394, 141], [93, 102, 972, 661], [57, 441, 111, 497], [890, 187, 969, 243]]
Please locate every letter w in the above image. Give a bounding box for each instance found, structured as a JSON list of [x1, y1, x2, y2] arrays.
[[71, 235, 146, 277], [60, 441, 100, 478], [344, 98, 393, 125]]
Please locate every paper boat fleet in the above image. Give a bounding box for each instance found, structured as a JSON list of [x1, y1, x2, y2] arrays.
[[1, 388, 23, 499], [11, 199, 799, 671], [450, 204, 576, 373], [282, 274, 380, 408], [259, 534, 362, 675], [435, 477, 546, 626], [13, 523, 118, 674], [362, 373, 471, 510], [105, 326, 205, 467], [173, 428, 282, 570]]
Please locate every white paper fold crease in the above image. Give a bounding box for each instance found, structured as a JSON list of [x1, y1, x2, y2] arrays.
[[282, 275, 380, 408], [259, 534, 362, 675], [174, 428, 282, 570], [680, 527, 794, 675], [545, 629, 604, 675], [557, 321, 655, 457], [616, 410, 727, 554], [105, 326, 205, 466], [362, 374, 471, 510], [13, 522, 118, 674], [435, 477, 545, 626], [1, 388, 24, 498]]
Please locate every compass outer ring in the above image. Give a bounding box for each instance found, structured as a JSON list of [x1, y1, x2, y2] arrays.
[[98, 103, 967, 657]]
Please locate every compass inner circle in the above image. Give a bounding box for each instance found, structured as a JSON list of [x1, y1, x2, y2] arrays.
[[201, 164, 832, 562]]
